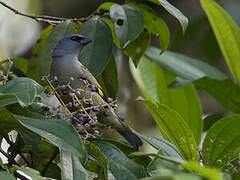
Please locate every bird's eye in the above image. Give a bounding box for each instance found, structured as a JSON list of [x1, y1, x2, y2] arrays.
[[71, 36, 79, 41]]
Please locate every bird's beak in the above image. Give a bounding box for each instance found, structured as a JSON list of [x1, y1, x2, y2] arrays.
[[81, 38, 92, 45]]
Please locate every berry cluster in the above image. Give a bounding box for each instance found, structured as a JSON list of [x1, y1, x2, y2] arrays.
[[42, 75, 117, 141]]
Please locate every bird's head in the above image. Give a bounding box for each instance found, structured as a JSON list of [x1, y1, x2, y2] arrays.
[[51, 34, 92, 58]]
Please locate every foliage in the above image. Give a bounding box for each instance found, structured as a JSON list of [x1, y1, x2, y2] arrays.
[[0, 0, 240, 179]]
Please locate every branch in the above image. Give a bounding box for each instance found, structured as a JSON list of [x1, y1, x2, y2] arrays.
[[0, 1, 92, 25], [41, 148, 59, 176]]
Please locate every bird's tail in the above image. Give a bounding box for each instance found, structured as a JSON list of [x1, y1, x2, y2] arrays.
[[117, 124, 143, 150]]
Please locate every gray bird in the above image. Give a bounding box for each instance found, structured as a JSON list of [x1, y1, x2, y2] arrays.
[[50, 34, 142, 150]]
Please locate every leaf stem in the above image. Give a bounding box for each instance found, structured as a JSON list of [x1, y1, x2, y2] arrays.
[[41, 148, 59, 176]]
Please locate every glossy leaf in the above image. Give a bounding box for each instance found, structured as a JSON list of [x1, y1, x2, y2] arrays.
[[142, 99, 198, 160], [11, 58, 28, 74], [201, 0, 240, 84], [132, 129, 184, 160], [93, 141, 145, 179], [60, 150, 89, 180], [12, 166, 46, 180], [195, 77, 240, 113], [124, 29, 151, 65], [0, 171, 16, 180], [148, 0, 188, 33], [202, 114, 240, 169], [96, 55, 118, 98], [129, 152, 185, 165], [145, 46, 227, 81], [28, 21, 76, 84], [130, 58, 203, 145], [86, 143, 108, 180], [182, 161, 224, 180], [79, 18, 113, 77], [132, 3, 170, 53], [15, 115, 86, 164], [110, 4, 144, 47], [0, 77, 44, 107]]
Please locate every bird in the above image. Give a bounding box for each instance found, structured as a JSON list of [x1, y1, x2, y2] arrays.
[[50, 34, 142, 150]]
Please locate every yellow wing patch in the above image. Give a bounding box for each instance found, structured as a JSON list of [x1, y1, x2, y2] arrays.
[[97, 87, 104, 98]]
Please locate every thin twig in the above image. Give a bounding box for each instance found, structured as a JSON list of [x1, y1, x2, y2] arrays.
[[0, 1, 93, 24], [41, 148, 59, 176]]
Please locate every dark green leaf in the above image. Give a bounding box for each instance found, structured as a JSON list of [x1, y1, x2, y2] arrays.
[[93, 141, 145, 179], [86, 143, 108, 180], [0, 171, 16, 180], [202, 114, 240, 169], [124, 29, 151, 65], [148, 0, 188, 33], [141, 99, 198, 160], [0, 77, 44, 107], [15, 115, 86, 164], [79, 18, 113, 77], [203, 113, 226, 131], [60, 150, 89, 180], [201, 0, 240, 84], [11, 58, 28, 74], [17, 127, 42, 154], [96, 55, 118, 98], [132, 129, 184, 160], [110, 4, 144, 47], [195, 77, 240, 113], [0, 108, 20, 135], [145, 46, 227, 81], [28, 21, 76, 84], [131, 3, 170, 53], [12, 166, 46, 180]]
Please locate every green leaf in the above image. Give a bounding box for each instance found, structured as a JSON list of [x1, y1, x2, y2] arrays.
[[182, 161, 224, 180], [131, 3, 170, 53], [86, 143, 108, 180], [11, 58, 28, 74], [96, 55, 118, 98], [130, 58, 203, 145], [145, 46, 227, 81], [0, 171, 16, 180], [15, 115, 86, 164], [12, 166, 47, 180], [132, 129, 184, 160], [60, 150, 89, 180], [195, 77, 240, 113], [110, 4, 144, 47], [17, 127, 42, 154], [202, 114, 240, 169], [79, 18, 113, 77], [129, 152, 185, 165], [0, 77, 44, 107], [28, 21, 76, 84], [203, 113, 225, 131], [124, 29, 151, 65], [93, 141, 145, 179], [142, 99, 198, 161], [148, 0, 188, 33], [201, 0, 240, 84]]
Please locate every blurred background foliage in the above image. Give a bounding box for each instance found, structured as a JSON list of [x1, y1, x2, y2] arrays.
[[1, 0, 240, 150]]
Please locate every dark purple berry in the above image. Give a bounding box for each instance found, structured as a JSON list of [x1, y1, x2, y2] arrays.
[[92, 107, 99, 112], [71, 89, 76, 93], [63, 91, 67, 95], [69, 77, 74, 81], [71, 116, 77, 121], [53, 106, 58, 110], [44, 106, 50, 111], [104, 112, 109, 117], [56, 112, 61, 119], [67, 102, 73, 107], [54, 76, 58, 81], [61, 85, 66, 89], [79, 116, 83, 121], [91, 87, 97, 92], [91, 124, 96, 128], [80, 75, 86, 80]]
